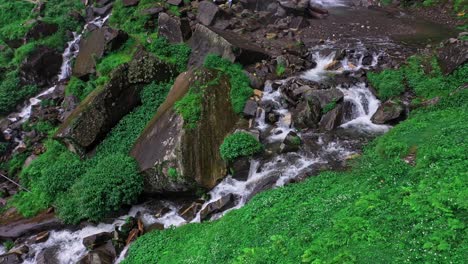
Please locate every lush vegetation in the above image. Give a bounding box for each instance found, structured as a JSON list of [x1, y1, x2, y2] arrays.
[[123, 56, 467, 263], [369, 55, 467, 101], [204, 55, 253, 114], [174, 88, 203, 129], [0, 0, 85, 115], [220, 132, 263, 162], [12, 81, 172, 223]]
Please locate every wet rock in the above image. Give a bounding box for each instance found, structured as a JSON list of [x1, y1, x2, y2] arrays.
[[188, 24, 270, 67], [0, 210, 63, 241], [34, 231, 50, 244], [25, 21, 58, 41], [8, 245, 29, 255], [292, 96, 321, 129], [146, 222, 165, 232], [158, 13, 192, 43], [307, 88, 344, 108], [231, 157, 251, 181], [19, 46, 62, 88], [123, 0, 140, 7], [36, 247, 59, 264], [178, 202, 203, 222], [245, 171, 280, 202], [361, 53, 373, 66], [280, 131, 301, 153], [200, 194, 236, 221], [437, 39, 468, 75], [78, 240, 116, 264], [243, 99, 258, 118], [319, 103, 344, 131], [130, 69, 238, 193], [56, 51, 176, 156], [0, 253, 22, 264], [197, 1, 220, 26], [371, 100, 404, 124], [93, 3, 113, 16], [83, 232, 113, 250]]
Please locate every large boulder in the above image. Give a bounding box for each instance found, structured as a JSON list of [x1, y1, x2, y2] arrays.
[[19, 46, 62, 87], [188, 24, 270, 67], [0, 253, 21, 264], [25, 21, 58, 41], [199, 194, 236, 221], [73, 27, 128, 78], [0, 209, 63, 241], [437, 38, 468, 75], [158, 13, 191, 43], [319, 103, 344, 131], [197, 1, 220, 26], [72, 28, 106, 78], [55, 50, 176, 155], [371, 100, 404, 124], [77, 240, 116, 264], [36, 247, 60, 264], [130, 68, 239, 193]]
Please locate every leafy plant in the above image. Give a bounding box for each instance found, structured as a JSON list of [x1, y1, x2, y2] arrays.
[[204, 55, 253, 114], [220, 132, 263, 162]]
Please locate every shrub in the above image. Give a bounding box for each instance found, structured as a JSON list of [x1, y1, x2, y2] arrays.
[[147, 37, 191, 73], [174, 88, 202, 129], [220, 132, 263, 162], [204, 55, 253, 114], [56, 154, 143, 224]]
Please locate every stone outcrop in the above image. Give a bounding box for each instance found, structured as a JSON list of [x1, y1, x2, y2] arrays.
[[197, 1, 220, 26], [72, 27, 129, 78], [25, 21, 58, 41], [158, 13, 192, 43], [437, 38, 468, 75], [55, 50, 176, 155], [19, 46, 62, 87], [188, 24, 270, 67], [371, 100, 404, 124], [130, 68, 239, 194]]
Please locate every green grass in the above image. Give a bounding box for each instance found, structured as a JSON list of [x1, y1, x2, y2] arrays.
[[204, 55, 253, 114], [220, 132, 263, 162], [123, 57, 468, 264], [322, 101, 337, 114]]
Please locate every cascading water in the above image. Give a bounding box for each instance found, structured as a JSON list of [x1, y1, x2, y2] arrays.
[[21, 43, 390, 263]]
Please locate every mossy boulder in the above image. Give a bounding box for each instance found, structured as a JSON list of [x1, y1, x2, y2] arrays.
[[55, 50, 177, 156], [131, 68, 239, 194]]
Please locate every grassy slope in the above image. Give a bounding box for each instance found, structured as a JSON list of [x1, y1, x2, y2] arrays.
[[123, 59, 468, 263]]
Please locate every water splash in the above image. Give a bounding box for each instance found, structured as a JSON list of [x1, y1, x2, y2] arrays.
[[339, 83, 390, 132]]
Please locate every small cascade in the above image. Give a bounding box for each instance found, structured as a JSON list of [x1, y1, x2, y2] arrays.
[[5, 15, 110, 126], [0, 245, 5, 255], [339, 83, 390, 132]]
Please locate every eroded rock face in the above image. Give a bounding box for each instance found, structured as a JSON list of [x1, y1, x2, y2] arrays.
[[55, 51, 176, 156], [188, 24, 270, 67], [158, 13, 192, 43], [437, 39, 468, 75], [131, 68, 239, 194], [19, 46, 62, 87]]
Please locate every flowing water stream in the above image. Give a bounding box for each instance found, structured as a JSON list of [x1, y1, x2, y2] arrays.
[[18, 38, 391, 263], [4, 0, 445, 262]]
